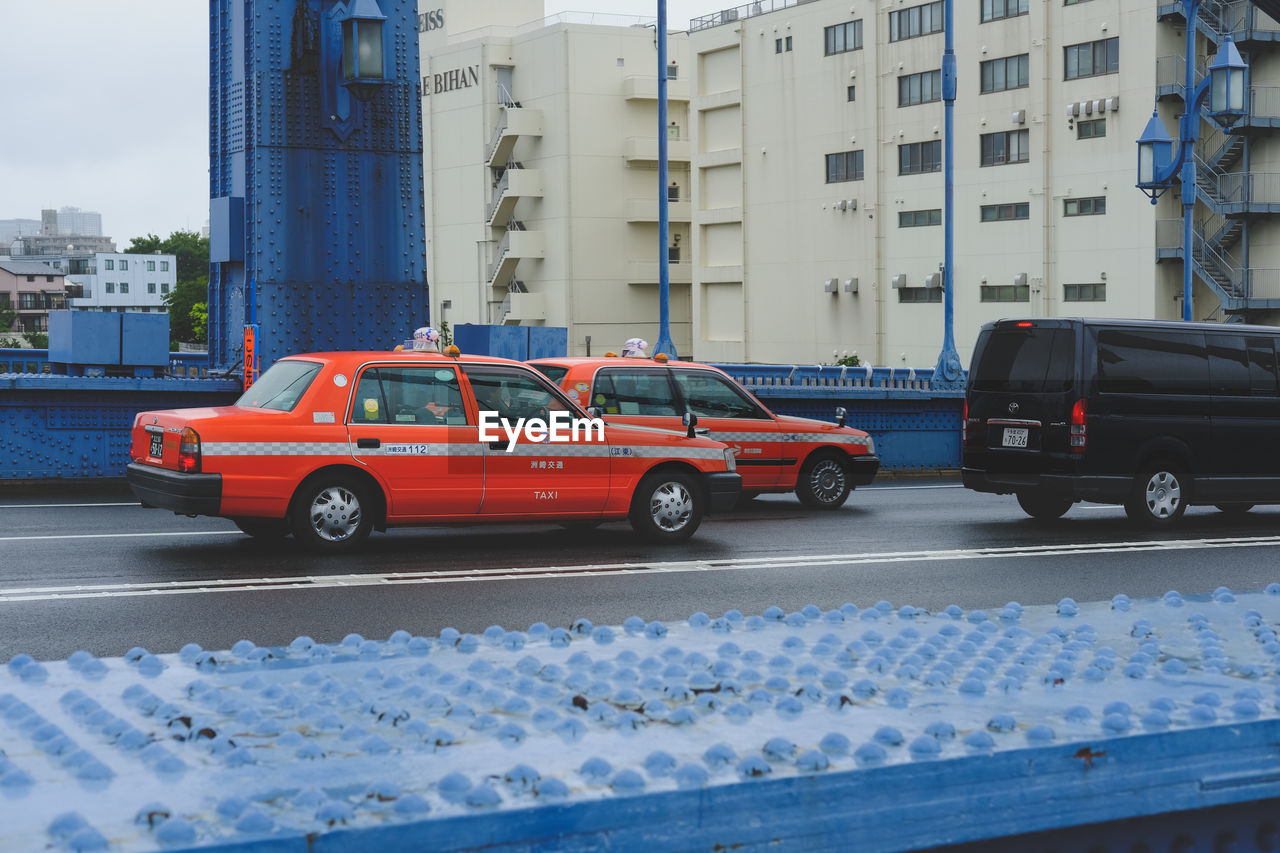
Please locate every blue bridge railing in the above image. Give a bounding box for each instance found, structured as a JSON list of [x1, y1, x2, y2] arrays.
[[0, 349, 213, 379]]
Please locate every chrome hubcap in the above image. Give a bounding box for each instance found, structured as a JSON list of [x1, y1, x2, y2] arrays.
[[809, 459, 847, 504], [1143, 471, 1181, 519], [309, 486, 362, 542], [650, 481, 693, 532]]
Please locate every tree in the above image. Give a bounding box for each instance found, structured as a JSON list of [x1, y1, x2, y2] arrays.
[[164, 275, 208, 347], [0, 300, 15, 336]]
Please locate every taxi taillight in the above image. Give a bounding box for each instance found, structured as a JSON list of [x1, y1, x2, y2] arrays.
[[178, 427, 202, 473], [1069, 399, 1087, 454]]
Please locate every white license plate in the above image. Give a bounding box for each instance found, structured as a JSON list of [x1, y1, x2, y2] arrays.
[[1002, 428, 1029, 448], [149, 433, 163, 458]]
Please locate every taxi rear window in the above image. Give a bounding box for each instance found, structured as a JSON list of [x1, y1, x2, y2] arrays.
[[236, 361, 322, 411], [530, 364, 569, 383]]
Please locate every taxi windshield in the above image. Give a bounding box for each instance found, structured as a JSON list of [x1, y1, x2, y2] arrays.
[[236, 360, 323, 411]]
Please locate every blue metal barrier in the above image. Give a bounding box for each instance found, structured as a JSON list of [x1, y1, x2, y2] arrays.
[[0, 375, 241, 479], [4, 586, 1280, 851], [0, 349, 214, 380], [712, 364, 965, 470]]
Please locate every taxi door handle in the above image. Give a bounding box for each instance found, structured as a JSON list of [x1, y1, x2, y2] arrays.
[[357, 438, 380, 449], [489, 440, 509, 451]]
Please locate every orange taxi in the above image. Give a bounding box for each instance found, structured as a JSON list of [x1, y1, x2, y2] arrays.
[[126, 350, 741, 551], [530, 356, 878, 509]]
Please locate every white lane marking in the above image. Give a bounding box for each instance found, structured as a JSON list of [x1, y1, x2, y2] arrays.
[[0, 502, 140, 509], [0, 532, 234, 543], [2, 535, 1279, 603]]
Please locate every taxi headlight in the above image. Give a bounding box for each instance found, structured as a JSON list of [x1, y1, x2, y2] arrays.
[[723, 448, 737, 472], [864, 437, 875, 456]]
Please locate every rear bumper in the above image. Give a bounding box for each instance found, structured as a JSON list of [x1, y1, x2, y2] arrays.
[[704, 472, 742, 515], [848, 454, 880, 487], [127, 462, 222, 516], [961, 468, 1129, 504]]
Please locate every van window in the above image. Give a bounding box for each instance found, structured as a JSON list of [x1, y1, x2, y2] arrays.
[[1248, 338, 1280, 395], [971, 326, 1075, 392], [1207, 334, 1250, 396], [1097, 329, 1209, 395]]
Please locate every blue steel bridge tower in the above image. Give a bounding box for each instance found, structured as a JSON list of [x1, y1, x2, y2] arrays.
[[209, 0, 427, 373]]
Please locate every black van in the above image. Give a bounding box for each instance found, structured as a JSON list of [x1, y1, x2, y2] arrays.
[[962, 318, 1280, 527]]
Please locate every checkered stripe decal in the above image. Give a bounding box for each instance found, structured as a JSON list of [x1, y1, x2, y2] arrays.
[[498, 444, 612, 458], [707, 432, 872, 446], [633, 446, 727, 460], [203, 442, 352, 456]]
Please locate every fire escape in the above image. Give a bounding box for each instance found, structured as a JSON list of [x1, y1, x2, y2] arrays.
[[1156, 0, 1280, 320], [485, 87, 544, 325]]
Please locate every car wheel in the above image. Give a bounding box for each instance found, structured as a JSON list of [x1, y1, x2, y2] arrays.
[[291, 474, 374, 553], [1215, 503, 1254, 515], [1015, 491, 1072, 521], [629, 471, 703, 542], [796, 453, 851, 510], [232, 517, 291, 539], [1124, 464, 1188, 528]]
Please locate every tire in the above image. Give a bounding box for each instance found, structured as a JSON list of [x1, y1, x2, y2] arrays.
[[1015, 491, 1073, 521], [290, 474, 374, 553], [796, 453, 852, 510], [629, 471, 704, 542], [1215, 503, 1254, 515], [233, 517, 291, 539], [1124, 463, 1188, 528]]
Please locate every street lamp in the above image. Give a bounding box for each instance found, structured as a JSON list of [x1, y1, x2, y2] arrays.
[[340, 0, 387, 102], [1134, 17, 1248, 321]]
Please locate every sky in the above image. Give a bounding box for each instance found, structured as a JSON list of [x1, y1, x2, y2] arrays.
[[0, 1, 711, 248]]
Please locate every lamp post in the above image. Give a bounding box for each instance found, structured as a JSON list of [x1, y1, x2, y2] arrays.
[[1135, 3, 1247, 322], [340, 0, 387, 101], [654, 0, 677, 360], [931, 0, 962, 388]]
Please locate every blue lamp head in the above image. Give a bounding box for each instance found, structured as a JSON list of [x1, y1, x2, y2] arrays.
[[1208, 36, 1248, 126], [340, 0, 388, 101], [1136, 111, 1175, 204]]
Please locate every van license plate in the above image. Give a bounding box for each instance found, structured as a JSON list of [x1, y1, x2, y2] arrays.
[[1002, 428, 1029, 448], [149, 434, 163, 458]]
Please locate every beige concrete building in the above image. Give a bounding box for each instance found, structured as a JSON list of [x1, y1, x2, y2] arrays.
[[421, 0, 1280, 366]]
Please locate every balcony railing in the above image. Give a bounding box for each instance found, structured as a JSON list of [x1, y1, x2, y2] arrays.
[[1246, 269, 1280, 299], [691, 0, 820, 31]]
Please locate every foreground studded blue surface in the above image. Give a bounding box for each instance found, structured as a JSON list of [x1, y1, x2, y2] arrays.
[[5, 586, 1280, 852]]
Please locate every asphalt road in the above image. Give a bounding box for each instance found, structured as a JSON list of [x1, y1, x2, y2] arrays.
[[3, 478, 1279, 661]]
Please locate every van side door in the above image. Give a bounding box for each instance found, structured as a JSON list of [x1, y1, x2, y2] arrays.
[[1205, 334, 1280, 497]]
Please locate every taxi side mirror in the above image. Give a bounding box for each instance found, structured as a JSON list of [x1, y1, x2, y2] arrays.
[[835, 406, 847, 427], [682, 411, 698, 438], [588, 406, 604, 419]]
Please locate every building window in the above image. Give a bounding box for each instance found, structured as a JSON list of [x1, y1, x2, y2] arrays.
[[776, 38, 783, 53], [668, 183, 680, 202], [980, 54, 1029, 93], [1064, 282, 1106, 301], [119, 260, 129, 271], [120, 282, 129, 294], [981, 202, 1030, 221], [890, 2, 943, 42], [899, 140, 942, 175], [161, 283, 170, 294], [667, 63, 678, 80], [1064, 0, 1094, 5], [1064, 196, 1106, 216], [46, 275, 55, 282], [980, 129, 1030, 166], [847, 85, 856, 101], [825, 150, 865, 183], [1077, 118, 1106, 139], [160, 261, 169, 271], [19, 293, 40, 309], [899, 209, 942, 227], [981, 0, 1028, 22], [105, 282, 115, 293], [981, 284, 1030, 302], [104, 259, 114, 270], [899, 287, 942, 303], [148, 282, 157, 294], [147, 260, 156, 271], [1065, 37, 1119, 80], [785, 36, 792, 51], [25, 275, 34, 282], [898, 70, 943, 107], [824, 20, 863, 55]]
